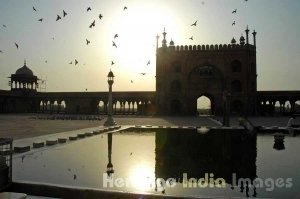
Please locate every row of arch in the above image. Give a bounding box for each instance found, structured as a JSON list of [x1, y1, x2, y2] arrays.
[[38, 99, 154, 115], [259, 100, 300, 115]]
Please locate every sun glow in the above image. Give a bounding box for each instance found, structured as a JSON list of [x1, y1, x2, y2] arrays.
[[129, 163, 154, 191], [105, 2, 184, 77]]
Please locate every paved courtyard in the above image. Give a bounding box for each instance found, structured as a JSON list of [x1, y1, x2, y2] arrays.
[[0, 114, 299, 140]]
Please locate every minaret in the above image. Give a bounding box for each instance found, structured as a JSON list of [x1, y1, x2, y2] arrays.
[[252, 30, 257, 46], [245, 26, 249, 45], [162, 28, 167, 48], [156, 34, 160, 50]]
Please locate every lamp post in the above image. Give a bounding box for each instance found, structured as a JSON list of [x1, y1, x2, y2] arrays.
[[104, 69, 116, 126]]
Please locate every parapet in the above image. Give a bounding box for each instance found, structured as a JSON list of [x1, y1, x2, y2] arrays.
[[166, 43, 256, 52]]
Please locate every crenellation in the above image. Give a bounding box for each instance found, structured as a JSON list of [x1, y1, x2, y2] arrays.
[[171, 43, 255, 52]]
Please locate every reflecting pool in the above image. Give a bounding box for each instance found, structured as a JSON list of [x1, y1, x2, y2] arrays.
[[13, 128, 300, 198]]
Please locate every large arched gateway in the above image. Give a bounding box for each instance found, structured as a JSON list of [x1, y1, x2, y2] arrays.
[[155, 28, 258, 115]]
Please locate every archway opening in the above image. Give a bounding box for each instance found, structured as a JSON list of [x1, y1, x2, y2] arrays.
[[197, 96, 211, 115]]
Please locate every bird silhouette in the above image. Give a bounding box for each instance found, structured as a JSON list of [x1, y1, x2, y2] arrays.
[[131, 80, 133, 83], [45, 60, 47, 63], [52, 37, 55, 40], [63, 10, 67, 17], [3, 25, 7, 28], [75, 59, 78, 65], [38, 18, 43, 22], [111, 61, 115, 66], [86, 39, 90, 45], [114, 34, 118, 39], [123, 6, 128, 10], [189, 36, 193, 40], [0, 50, 3, 53], [73, 174, 77, 180], [15, 43, 19, 49], [232, 9, 237, 14], [130, 152, 132, 155], [191, 20, 197, 26], [69, 61, 72, 64], [140, 73, 146, 75], [56, 15, 61, 21], [33, 6, 37, 11], [99, 14, 103, 19], [147, 60, 150, 65], [89, 20, 95, 28], [87, 7, 91, 12], [112, 41, 117, 48], [232, 21, 236, 26]]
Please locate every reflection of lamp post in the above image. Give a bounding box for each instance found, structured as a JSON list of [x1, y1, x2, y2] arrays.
[[106, 133, 114, 177], [104, 70, 117, 126]]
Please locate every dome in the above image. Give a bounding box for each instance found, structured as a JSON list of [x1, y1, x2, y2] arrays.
[[169, 39, 175, 46], [239, 35, 245, 45], [231, 37, 236, 44], [107, 70, 114, 78], [15, 62, 34, 76]]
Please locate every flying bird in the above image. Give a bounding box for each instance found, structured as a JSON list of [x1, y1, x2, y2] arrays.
[[33, 6, 37, 11], [73, 174, 77, 180], [99, 14, 103, 19], [232, 21, 236, 26], [140, 73, 146, 75], [87, 7, 91, 12], [111, 61, 114, 66], [189, 36, 193, 40], [191, 20, 197, 26], [38, 18, 43, 22], [114, 34, 118, 39], [69, 61, 72, 64], [63, 10, 67, 17], [112, 41, 117, 48], [232, 9, 237, 14], [0, 50, 3, 53], [147, 60, 150, 65], [52, 37, 55, 40], [45, 60, 47, 63], [131, 80, 133, 83], [123, 6, 128, 10], [75, 59, 78, 65], [89, 20, 95, 28], [56, 15, 61, 21], [15, 43, 19, 49], [3, 25, 7, 28], [86, 39, 90, 45]]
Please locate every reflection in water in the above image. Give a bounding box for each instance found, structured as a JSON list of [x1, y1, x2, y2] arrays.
[[155, 129, 257, 197], [273, 133, 285, 150], [106, 133, 114, 177]]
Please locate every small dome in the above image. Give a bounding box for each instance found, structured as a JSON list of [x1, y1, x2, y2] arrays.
[[15, 62, 34, 76], [231, 37, 236, 44], [240, 35, 245, 44], [107, 70, 114, 77], [169, 39, 174, 46]]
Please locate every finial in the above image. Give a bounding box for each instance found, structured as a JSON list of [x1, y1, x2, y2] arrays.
[[24, 59, 26, 66]]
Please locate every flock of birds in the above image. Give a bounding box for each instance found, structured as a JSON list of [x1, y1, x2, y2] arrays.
[[1, 0, 250, 87]]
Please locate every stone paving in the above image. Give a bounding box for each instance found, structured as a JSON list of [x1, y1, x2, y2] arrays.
[[1, 114, 300, 140]]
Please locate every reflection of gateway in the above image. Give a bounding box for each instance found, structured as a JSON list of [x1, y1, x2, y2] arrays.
[[155, 129, 257, 196]]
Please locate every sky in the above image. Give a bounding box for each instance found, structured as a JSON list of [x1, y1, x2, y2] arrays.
[[0, 0, 300, 92]]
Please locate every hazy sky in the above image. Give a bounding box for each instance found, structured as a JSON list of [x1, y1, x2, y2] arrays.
[[0, 0, 300, 92]]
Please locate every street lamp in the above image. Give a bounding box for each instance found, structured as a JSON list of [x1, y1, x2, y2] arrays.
[[104, 69, 117, 126]]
